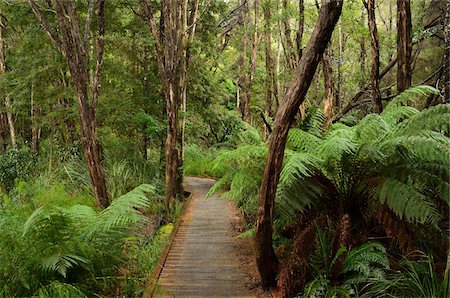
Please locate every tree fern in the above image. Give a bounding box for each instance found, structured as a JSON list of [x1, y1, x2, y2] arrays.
[[384, 85, 439, 110]]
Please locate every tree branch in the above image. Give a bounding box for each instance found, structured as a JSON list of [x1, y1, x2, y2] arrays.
[[27, 0, 64, 54]]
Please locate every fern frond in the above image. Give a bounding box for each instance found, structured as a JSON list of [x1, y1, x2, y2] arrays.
[[395, 104, 450, 135], [381, 105, 419, 127], [287, 129, 322, 152], [377, 178, 440, 224], [355, 114, 390, 143], [320, 125, 357, 161], [95, 184, 154, 232], [299, 105, 325, 137], [384, 85, 439, 110], [276, 153, 323, 219], [41, 253, 89, 278]]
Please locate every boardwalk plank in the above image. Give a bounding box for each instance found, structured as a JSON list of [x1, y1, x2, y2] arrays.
[[149, 177, 257, 298]]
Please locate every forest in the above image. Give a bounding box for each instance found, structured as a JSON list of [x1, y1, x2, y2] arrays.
[[0, 0, 448, 297]]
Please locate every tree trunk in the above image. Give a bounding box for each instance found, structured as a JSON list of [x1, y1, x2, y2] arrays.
[[165, 84, 179, 208], [255, 0, 343, 288], [29, 0, 109, 208], [5, 96, 16, 149], [242, 0, 260, 122], [296, 0, 304, 58], [282, 0, 297, 68], [322, 46, 335, 121], [444, 0, 449, 101], [0, 9, 16, 150], [367, 0, 382, 113], [336, 22, 342, 109], [297, 0, 305, 119], [397, 0, 412, 92], [0, 112, 7, 151], [31, 83, 40, 154], [263, 0, 276, 139]]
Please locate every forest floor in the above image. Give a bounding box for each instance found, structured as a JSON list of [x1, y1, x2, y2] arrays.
[[149, 177, 271, 297]]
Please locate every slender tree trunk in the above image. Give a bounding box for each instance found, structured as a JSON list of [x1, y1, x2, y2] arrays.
[[444, 0, 450, 101], [323, 46, 335, 121], [30, 83, 40, 154], [5, 96, 16, 148], [242, 0, 260, 122], [397, 0, 412, 92], [296, 0, 304, 58], [367, 0, 382, 113], [282, 0, 296, 68], [29, 0, 109, 208], [359, 35, 366, 88], [165, 84, 179, 207], [238, 0, 248, 116], [336, 21, 342, 109], [0, 9, 16, 149], [255, 0, 343, 288], [0, 112, 6, 151], [297, 0, 305, 118], [263, 0, 276, 139]]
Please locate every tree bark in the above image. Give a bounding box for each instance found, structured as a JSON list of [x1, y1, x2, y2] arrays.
[[366, 0, 382, 113], [0, 9, 16, 149], [296, 0, 304, 58], [263, 0, 276, 139], [397, 0, 412, 92], [255, 0, 343, 288], [30, 83, 41, 155], [444, 0, 449, 101], [322, 46, 335, 121], [282, 0, 297, 68], [5, 95, 15, 148], [241, 0, 260, 122], [142, 0, 202, 208], [29, 0, 109, 208]]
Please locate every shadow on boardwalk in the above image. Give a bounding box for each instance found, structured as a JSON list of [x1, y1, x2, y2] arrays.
[[146, 177, 268, 297]]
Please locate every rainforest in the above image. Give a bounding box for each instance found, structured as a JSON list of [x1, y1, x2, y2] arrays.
[[0, 0, 448, 297]]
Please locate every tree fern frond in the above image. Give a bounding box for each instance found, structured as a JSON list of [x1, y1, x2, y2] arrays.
[[320, 126, 358, 161], [384, 85, 439, 110], [299, 105, 325, 137], [355, 114, 390, 143], [378, 134, 450, 166], [376, 178, 440, 224], [95, 184, 154, 232], [395, 104, 450, 135], [287, 128, 322, 152], [276, 153, 325, 219], [41, 253, 89, 278], [381, 105, 419, 127]]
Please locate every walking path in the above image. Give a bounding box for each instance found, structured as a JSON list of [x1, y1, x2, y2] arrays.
[[148, 177, 260, 297]]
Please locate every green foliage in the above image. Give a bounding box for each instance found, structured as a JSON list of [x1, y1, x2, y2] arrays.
[[208, 142, 267, 218], [278, 87, 449, 227], [302, 228, 389, 298], [184, 145, 223, 178], [0, 147, 34, 191], [361, 252, 450, 298], [0, 184, 155, 297]]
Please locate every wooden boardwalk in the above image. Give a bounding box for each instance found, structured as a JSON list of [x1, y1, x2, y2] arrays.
[[147, 177, 258, 297]]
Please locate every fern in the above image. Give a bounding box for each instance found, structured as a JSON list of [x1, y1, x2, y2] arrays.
[[384, 85, 439, 110], [279, 99, 449, 226]]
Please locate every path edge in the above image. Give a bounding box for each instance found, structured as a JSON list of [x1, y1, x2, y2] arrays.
[[142, 192, 194, 298]]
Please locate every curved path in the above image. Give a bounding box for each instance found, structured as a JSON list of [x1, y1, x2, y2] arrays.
[[150, 177, 259, 297]]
